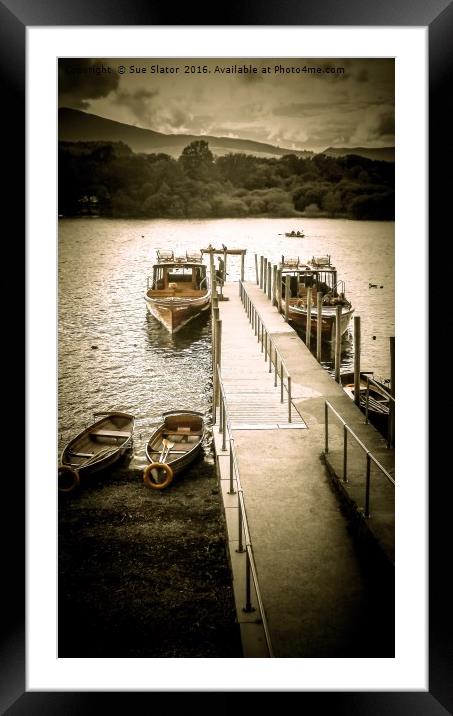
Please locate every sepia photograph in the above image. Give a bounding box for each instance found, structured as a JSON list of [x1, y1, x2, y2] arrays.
[[57, 56, 396, 660]]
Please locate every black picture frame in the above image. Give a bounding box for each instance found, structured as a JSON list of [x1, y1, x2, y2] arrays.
[[5, 1, 451, 712]]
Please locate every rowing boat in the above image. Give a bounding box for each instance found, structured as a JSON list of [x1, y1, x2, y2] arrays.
[[144, 410, 205, 489], [59, 412, 135, 492]]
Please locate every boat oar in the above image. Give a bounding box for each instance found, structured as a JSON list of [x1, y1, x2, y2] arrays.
[[159, 438, 174, 463]]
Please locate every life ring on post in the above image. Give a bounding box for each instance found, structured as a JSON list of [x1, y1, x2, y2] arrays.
[[58, 465, 80, 493], [143, 462, 174, 490]]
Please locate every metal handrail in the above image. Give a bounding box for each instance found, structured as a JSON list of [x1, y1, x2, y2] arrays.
[[239, 280, 293, 423], [216, 364, 274, 658], [324, 400, 394, 519]]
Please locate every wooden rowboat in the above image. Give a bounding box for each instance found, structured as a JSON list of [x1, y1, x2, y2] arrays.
[[340, 372, 390, 432], [144, 410, 205, 489], [59, 412, 135, 492]]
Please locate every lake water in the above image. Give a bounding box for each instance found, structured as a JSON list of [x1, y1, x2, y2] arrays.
[[58, 217, 394, 465]]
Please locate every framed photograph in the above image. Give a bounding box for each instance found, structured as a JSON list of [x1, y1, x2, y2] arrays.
[[4, 0, 450, 711]]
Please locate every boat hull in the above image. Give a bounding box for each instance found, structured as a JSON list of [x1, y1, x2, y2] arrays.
[[289, 304, 354, 339], [144, 292, 211, 333]]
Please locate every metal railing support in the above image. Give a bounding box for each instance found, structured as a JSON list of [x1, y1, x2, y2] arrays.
[[365, 453, 371, 518], [229, 437, 236, 494], [343, 425, 348, 482]]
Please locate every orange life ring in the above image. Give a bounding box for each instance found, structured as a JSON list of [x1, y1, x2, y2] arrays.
[[143, 462, 174, 490], [58, 465, 80, 493]]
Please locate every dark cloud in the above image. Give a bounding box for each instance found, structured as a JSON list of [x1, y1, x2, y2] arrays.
[[113, 88, 159, 123], [58, 59, 119, 109]]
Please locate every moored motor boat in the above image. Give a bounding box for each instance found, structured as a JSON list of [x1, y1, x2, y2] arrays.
[[144, 410, 205, 489], [59, 411, 135, 492], [278, 255, 354, 340], [144, 250, 211, 333]]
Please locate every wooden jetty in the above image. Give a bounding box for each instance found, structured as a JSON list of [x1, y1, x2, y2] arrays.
[[212, 279, 395, 658]]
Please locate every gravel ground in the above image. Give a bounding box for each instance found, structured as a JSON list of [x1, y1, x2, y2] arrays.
[[58, 456, 242, 658]]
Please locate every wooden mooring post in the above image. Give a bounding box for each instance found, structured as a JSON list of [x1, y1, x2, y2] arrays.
[[316, 292, 323, 361], [267, 262, 272, 300], [306, 287, 312, 349], [353, 316, 361, 406], [263, 258, 268, 293], [285, 276, 291, 322], [259, 256, 264, 289], [272, 265, 277, 306], [254, 254, 259, 284], [335, 305, 342, 383]]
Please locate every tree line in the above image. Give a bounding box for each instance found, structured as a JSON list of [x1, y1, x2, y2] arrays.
[[59, 139, 394, 220]]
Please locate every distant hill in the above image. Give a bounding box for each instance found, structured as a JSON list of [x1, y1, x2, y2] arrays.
[[322, 146, 395, 162], [59, 108, 313, 159]]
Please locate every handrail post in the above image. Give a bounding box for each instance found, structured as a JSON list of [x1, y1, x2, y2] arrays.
[[229, 437, 236, 494], [274, 349, 278, 387], [222, 401, 227, 452], [264, 330, 267, 361], [219, 376, 223, 434], [269, 338, 272, 373], [236, 494, 244, 552], [243, 549, 255, 613], [280, 363, 284, 403], [365, 453, 371, 518], [261, 323, 264, 351], [325, 402, 329, 453], [343, 425, 348, 482], [288, 375, 292, 423]]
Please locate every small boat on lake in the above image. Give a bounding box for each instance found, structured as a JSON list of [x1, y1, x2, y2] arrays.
[[278, 255, 354, 340], [59, 412, 135, 492], [144, 410, 205, 489], [144, 250, 211, 333], [285, 230, 305, 238], [340, 372, 390, 432]]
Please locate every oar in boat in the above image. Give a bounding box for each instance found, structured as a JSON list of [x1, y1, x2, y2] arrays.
[[148, 438, 175, 483]]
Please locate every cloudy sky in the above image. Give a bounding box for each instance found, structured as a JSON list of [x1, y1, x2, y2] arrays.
[[59, 58, 394, 152]]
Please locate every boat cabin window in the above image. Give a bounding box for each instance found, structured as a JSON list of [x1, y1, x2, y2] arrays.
[[153, 265, 206, 290]]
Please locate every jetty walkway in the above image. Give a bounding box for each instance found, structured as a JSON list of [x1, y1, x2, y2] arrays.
[[213, 280, 395, 658]]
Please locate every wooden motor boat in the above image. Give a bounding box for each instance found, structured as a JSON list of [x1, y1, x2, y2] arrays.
[[144, 250, 211, 333], [340, 372, 390, 431], [278, 255, 354, 340], [144, 410, 205, 489], [59, 412, 135, 493]]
